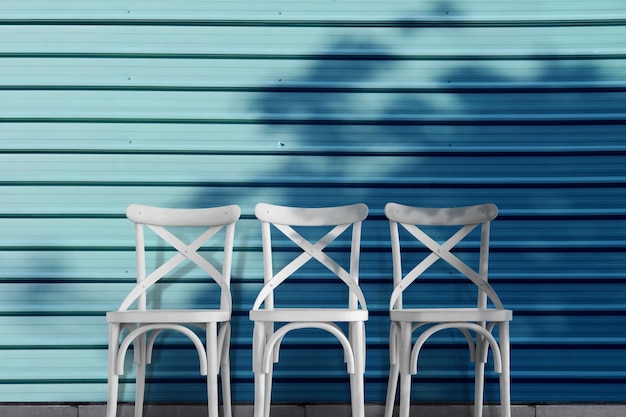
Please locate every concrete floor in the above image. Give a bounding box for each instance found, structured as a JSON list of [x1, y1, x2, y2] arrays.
[[2, 404, 626, 417]]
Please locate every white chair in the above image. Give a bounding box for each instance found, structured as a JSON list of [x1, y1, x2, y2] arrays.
[[250, 203, 369, 417], [106, 204, 240, 417], [383, 203, 512, 417]]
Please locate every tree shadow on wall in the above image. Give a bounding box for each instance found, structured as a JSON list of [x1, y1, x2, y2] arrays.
[[189, 4, 624, 404]]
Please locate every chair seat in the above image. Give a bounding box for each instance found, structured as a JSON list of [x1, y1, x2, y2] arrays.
[[390, 307, 512, 323], [107, 309, 231, 324], [250, 308, 368, 322]]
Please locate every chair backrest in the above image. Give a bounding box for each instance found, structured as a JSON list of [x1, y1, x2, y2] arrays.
[[252, 203, 369, 311], [118, 204, 241, 312], [385, 202, 503, 311]]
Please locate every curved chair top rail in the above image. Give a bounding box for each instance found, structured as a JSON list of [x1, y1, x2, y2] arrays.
[[385, 202, 497, 226], [255, 202, 368, 226], [127, 204, 241, 226]]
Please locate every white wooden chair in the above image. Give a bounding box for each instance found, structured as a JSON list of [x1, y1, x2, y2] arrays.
[[106, 204, 240, 417], [383, 202, 512, 417], [250, 203, 369, 417]]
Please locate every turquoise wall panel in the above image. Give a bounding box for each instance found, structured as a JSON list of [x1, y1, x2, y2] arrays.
[[1, 0, 626, 405]]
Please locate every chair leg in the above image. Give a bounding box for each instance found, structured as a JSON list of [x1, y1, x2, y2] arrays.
[[350, 371, 365, 417], [220, 324, 232, 417], [134, 332, 147, 417], [384, 365, 399, 417], [262, 372, 274, 417], [262, 331, 279, 417], [106, 323, 121, 417], [349, 322, 366, 417], [252, 322, 266, 417], [499, 322, 512, 417], [399, 373, 411, 417], [474, 358, 486, 417], [398, 322, 412, 417], [253, 370, 267, 417], [206, 323, 220, 417], [221, 361, 232, 417], [384, 323, 400, 417]]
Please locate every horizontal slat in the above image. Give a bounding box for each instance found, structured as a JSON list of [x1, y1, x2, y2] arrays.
[[2, 123, 626, 152], [1, 216, 625, 252], [2, 58, 626, 89], [0, 316, 108, 346], [1, 25, 626, 57], [0, 0, 625, 22], [2, 283, 623, 313], [2, 250, 624, 284], [3, 90, 626, 119], [1, 153, 624, 184], [2, 185, 626, 215], [0, 0, 624, 22]]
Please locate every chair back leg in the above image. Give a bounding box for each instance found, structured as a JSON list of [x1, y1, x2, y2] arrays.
[[384, 367, 399, 417], [473, 360, 486, 417]]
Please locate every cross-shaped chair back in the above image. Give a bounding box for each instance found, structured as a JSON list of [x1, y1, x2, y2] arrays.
[[385, 202, 502, 312], [252, 202, 369, 312], [119, 204, 241, 312]]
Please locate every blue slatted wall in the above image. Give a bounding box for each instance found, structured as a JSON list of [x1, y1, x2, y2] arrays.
[[1, 0, 625, 404]]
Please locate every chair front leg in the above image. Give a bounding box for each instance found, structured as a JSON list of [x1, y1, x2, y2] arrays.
[[499, 321, 512, 417], [107, 323, 121, 417], [264, 322, 278, 417], [134, 331, 147, 417], [220, 323, 233, 417], [206, 322, 220, 417], [474, 321, 491, 417], [253, 322, 268, 417], [398, 322, 413, 417], [349, 321, 366, 417]]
